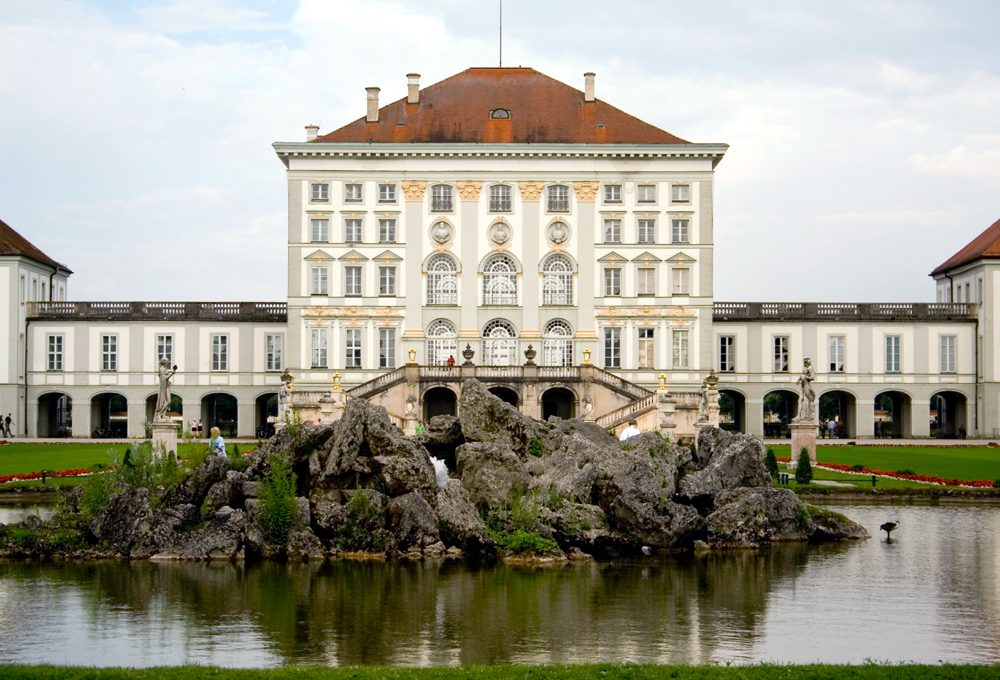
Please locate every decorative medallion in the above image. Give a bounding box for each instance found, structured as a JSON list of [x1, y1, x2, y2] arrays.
[[401, 181, 427, 201], [573, 181, 599, 202], [431, 221, 453, 244], [456, 181, 483, 201], [547, 221, 569, 245], [518, 181, 544, 201], [489, 222, 512, 246]]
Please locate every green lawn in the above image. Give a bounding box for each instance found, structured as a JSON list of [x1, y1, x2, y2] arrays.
[[0, 442, 225, 477], [776, 462, 927, 490], [769, 444, 1000, 483]]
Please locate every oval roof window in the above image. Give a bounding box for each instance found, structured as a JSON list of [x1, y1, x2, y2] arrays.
[[490, 108, 511, 120]]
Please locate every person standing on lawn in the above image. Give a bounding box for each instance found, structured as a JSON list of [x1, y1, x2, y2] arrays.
[[210, 426, 227, 459]]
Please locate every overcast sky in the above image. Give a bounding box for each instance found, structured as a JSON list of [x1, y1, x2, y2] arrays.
[[2, 0, 999, 302]]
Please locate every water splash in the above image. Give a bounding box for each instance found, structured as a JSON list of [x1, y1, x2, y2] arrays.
[[429, 455, 449, 489]]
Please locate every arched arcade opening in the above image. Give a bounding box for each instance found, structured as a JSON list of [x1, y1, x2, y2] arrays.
[[541, 387, 576, 421], [488, 386, 519, 407], [90, 392, 127, 438], [763, 390, 798, 438], [256, 393, 278, 438], [202, 393, 238, 438], [875, 391, 911, 438], [37, 392, 72, 438], [931, 391, 967, 438], [719, 390, 746, 432], [423, 386, 458, 420], [819, 390, 856, 438]]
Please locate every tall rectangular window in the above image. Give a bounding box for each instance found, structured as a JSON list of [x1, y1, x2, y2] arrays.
[[637, 267, 656, 296], [101, 334, 118, 372], [719, 335, 735, 372], [547, 185, 569, 212], [773, 336, 789, 372], [47, 334, 64, 371], [638, 328, 655, 369], [489, 184, 511, 212], [885, 335, 901, 373], [344, 183, 363, 202], [604, 184, 622, 203], [345, 328, 362, 368], [671, 219, 689, 244], [344, 266, 362, 296], [310, 329, 327, 368], [211, 334, 228, 371], [671, 268, 691, 295], [378, 183, 396, 203], [310, 183, 329, 202], [828, 335, 845, 373], [637, 184, 656, 203], [637, 218, 656, 244], [603, 268, 621, 296], [310, 218, 329, 242], [265, 334, 283, 371], [344, 218, 362, 243], [672, 330, 689, 369], [940, 335, 956, 374], [378, 266, 396, 296], [603, 219, 622, 244], [603, 328, 621, 368], [378, 218, 396, 243], [431, 184, 453, 211], [379, 328, 396, 369], [671, 184, 690, 203], [310, 266, 329, 295], [156, 334, 174, 364]]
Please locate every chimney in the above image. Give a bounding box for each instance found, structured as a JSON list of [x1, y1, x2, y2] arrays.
[[407, 73, 420, 105], [304, 124, 319, 141], [584, 72, 596, 103], [366, 86, 380, 123]]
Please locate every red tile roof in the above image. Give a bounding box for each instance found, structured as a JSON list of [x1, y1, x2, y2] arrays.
[[0, 217, 71, 272], [931, 217, 1000, 275], [315, 67, 691, 145]]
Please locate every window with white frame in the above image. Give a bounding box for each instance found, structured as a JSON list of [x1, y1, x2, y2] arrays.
[[603, 219, 622, 244], [603, 327, 621, 368], [671, 268, 690, 295], [47, 334, 63, 371], [638, 327, 655, 369], [345, 328, 362, 368], [431, 184, 453, 212], [344, 183, 363, 202], [211, 334, 228, 371], [101, 334, 118, 372], [603, 267, 621, 297], [378, 218, 396, 243], [604, 184, 622, 204], [482, 254, 518, 305], [671, 183, 690, 203], [379, 328, 396, 369], [672, 330, 689, 369], [637, 267, 656, 296], [542, 254, 574, 305], [542, 319, 573, 367], [265, 333, 283, 371], [310, 328, 327, 368], [885, 335, 901, 373], [719, 335, 735, 372], [310, 266, 329, 295], [310, 183, 329, 202], [829, 336, 845, 373], [671, 218, 689, 244], [378, 266, 396, 296], [426, 254, 458, 305], [427, 319, 458, 366], [344, 218, 362, 243], [156, 334, 173, 365], [940, 335, 956, 374], [773, 336, 789, 372], [489, 184, 512, 212], [310, 218, 329, 242], [637, 218, 656, 244], [378, 183, 396, 203], [547, 184, 569, 212], [483, 319, 517, 366], [637, 184, 656, 203], [344, 266, 362, 297]]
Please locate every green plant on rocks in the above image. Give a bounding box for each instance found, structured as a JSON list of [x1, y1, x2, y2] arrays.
[[258, 453, 298, 544], [764, 447, 779, 478], [338, 488, 389, 551], [527, 436, 545, 458]]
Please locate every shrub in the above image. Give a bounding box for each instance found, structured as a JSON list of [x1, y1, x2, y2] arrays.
[[794, 505, 810, 527], [79, 472, 117, 518], [496, 529, 560, 555], [795, 449, 813, 485], [258, 453, 298, 544], [338, 488, 388, 551], [851, 464, 865, 472], [895, 469, 915, 476], [527, 436, 545, 458], [764, 447, 779, 477]]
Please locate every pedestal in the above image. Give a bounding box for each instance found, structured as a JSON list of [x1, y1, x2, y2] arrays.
[[658, 393, 677, 438], [151, 420, 180, 459], [789, 420, 818, 467]]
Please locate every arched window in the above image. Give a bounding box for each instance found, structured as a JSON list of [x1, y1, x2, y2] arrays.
[[542, 254, 574, 305], [542, 319, 574, 367], [483, 319, 517, 366], [483, 254, 518, 305], [426, 319, 458, 366], [426, 254, 458, 305]]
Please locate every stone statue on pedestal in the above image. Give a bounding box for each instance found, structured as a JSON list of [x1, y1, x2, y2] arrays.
[[794, 358, 816, 422], [278, 371, 293, 421], [153, 359, 178, 421]]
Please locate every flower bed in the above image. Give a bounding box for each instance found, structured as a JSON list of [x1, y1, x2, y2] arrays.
[[775, 456, 994, 487], [0, 467, 95, 484]]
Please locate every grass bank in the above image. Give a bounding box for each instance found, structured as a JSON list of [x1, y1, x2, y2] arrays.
[[0, 442, 247, 478], [0, 665, 997, 680]]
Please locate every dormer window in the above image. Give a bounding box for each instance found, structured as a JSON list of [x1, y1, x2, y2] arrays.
[[490, 108, 511, 119]]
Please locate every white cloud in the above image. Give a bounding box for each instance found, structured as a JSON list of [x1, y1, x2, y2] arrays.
[[910, 135, 1000, 181], [136, 0, 275, 33]]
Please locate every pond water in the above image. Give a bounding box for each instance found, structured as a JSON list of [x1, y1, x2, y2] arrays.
[[1, 503, 998, 667], [0, 504, 55, 525]]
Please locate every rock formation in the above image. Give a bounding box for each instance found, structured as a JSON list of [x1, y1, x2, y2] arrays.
[[0, 379, 867, 561]]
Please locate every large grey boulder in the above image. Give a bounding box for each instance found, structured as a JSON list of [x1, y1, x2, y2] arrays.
[[678, 429, 771, 502], [161, 455, 230, 509], [458, 379, 542, 451], [456, 441, 531, 511], [435, 480, 494, 555], [807, 505, 871, 541], [156, 509, 247, 560], [387, 492, 440, 551], [706, 488, 812, 547]]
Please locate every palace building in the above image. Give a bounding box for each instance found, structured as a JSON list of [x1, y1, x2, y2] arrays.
[[1, 67, 990, 440]]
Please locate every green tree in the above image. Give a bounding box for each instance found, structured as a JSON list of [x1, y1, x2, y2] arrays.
[[795, 449, 813, 485], [764, 447, 779, 478]]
